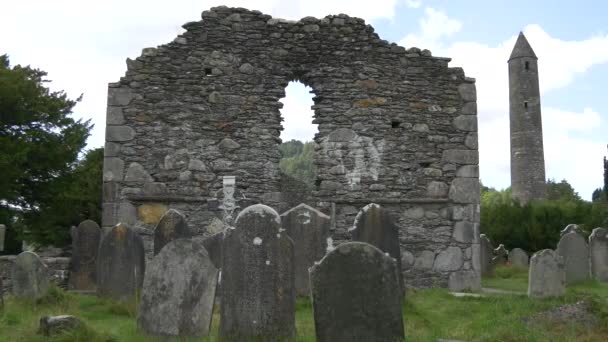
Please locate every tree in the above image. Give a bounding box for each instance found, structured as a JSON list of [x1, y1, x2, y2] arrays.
[[279, 140, 317, 187], [546, 179, 581, 202], [0, 54, 92, 247]]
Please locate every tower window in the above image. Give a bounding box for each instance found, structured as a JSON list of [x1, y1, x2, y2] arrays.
[[524, 61, 529, 70], [204, 68, 213, 76], [391, 121, 401, 128], [524, 101, 528, 109]]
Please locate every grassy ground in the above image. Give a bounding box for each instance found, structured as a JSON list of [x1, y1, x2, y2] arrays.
[[1, 273, 607, 341]]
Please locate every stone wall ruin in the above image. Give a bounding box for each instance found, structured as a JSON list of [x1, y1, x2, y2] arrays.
[[102, 6, 480, 288]]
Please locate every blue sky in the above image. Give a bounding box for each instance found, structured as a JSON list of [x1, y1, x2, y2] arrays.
[[2, 0, 606, 199]]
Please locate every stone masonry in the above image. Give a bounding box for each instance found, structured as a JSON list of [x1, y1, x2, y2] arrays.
[[102, 6, 480, 288]]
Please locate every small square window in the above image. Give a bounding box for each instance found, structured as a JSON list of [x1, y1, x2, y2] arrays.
[[204, 68, 213, 76], [391, 121, 401, 128]]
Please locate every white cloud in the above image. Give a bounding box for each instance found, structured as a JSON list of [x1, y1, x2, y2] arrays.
[[405, 0, 422, 9], [280, 82, 318, 143], [400, 8, 462, 52]]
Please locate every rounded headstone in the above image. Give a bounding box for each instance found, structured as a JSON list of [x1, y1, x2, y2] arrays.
[[528, 249, 565, 299], [508, 248, 529, 268], [310, 242, 405, 342], [153, 209, 191, 255], [11, 251, 49, 299], [350, 203, 404, 292], [138, 239, 219, 337], [556, 231, 590, 285], [281, 203, 330, 297], [69, 220, 101, 290], [219, 204, 295, 341], [96, 223, 145, 301], [589, 227, 608, 282]]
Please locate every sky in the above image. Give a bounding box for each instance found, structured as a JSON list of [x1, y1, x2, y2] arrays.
[[1, 0, 606, 200]]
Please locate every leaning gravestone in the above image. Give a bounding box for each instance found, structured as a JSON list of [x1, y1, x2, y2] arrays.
[[138, 238, 219, 338], [349, 203, 404, 293], [492, 244, 508, 266], [281, 203, 330, 297], [528, 249, 565, 299], [508, 248, 529, 268], [0, 224, 6, 252], [69, 220, 101, 291], [153, 209, 191, 255], [219, 204, 295, 341], [589, 227, 608, 282], [556, 229, 589, 285], [11, 251, 50, 299], [480, 234, 494, 275], [310, 242, 405, 342], [97, 222, 145, 301]]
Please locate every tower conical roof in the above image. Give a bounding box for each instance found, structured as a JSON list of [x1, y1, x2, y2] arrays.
[[508, 32, 537, 61]]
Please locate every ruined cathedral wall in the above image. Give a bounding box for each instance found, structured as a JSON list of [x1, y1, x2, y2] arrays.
[[102, 6, 479, 288]]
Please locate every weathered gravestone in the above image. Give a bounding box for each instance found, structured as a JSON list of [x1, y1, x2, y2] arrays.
[[0, 224, 6, 252], [561, 224, 580, 236], [350, 203, 404, 293], [480, 234, 494, 275], [201, 231, 223, 270], [219, 204, 295, 342], [310, 242, 405, 342], [138, 238, 219, 338], [556, 229, 589, 285], [509, 248, 529, 268], [528, 249, 565, 299], [153, 209, 191, 255], [69, 220, 101, 291], [11, 251, 50, 299], [492, 244, 508, 266], [97, 223, 145, 300], [589, 227, 608, 282], [281, 203, 330, 297]]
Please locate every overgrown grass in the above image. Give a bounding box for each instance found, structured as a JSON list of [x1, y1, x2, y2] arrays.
[[482, 264, 529, 292], [1, 281, 607, 341]]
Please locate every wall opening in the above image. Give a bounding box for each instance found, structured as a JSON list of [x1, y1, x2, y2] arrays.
[[524, 101, 528, 109], [278, 81, 318, 188], [525, 61, 529, 70]]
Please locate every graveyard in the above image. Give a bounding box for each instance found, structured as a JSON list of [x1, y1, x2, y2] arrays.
[[1, 4, 608, 342]]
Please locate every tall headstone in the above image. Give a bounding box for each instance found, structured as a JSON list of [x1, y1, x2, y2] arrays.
[[508, 32, 546, 203], [97, 223, 146, 301], [349, 203, 403, 292], [153, 209, 191, 255], [492, 244, 508, 266], [69, 220, 101, 291], [219, 204, 295, 341], [201, 231, 223, 270], [281, 203, 330, 297], [528, 249, 565, 299], [556, 230, 590, 285], [310, 242, 405, 342], [11, 251, 49, 299], [589, 227, 608, 282], [480, 234, 494, 275], [138, 239, 219, 337], [0, 224, 6, 252], [508, 248, 529, 268]]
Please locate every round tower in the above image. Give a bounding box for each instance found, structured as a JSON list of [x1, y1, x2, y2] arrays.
[[508, 32, 546, 203]]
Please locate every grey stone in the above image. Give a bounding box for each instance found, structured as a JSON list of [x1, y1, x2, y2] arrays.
[[458, 83, 476, 101], [402, 250, 415, 269], [448, 270, 481, 292], [434, 246, 463, 272], [281, 203, 330, 297], [104, 142, 121, 157], [97, 223, 145, 301], [38, 315, 82, 336], [427, 181, 448, 198], [404, 207, 425, 219], [11, 251, 49, 299], [453, 115, 477, 131], [556, 231, 589, 284], [452, 221, 477, 243], [138, 239, 219, 337], [589, 228, 608, 282], [464, 133, 478, 149], [461, 102, 477, 115], [239, 63, 254, 74], [449, 178, 480, 204], [188, 159, 206, 171], [218, 138, 241, 150], [106, 126, 135, 142], [493, 244, 508, 266], [480, 234, 494, 276], [106, 107, 125, 125], [219, 204, 295, 341], [442, 150, 479, 165], [69, 220, 101, 291], [108, 88, 134, 106], [118, 201, 137, 225], [201, 232, 223, 270], [528, 249, 565, 299], [309, 242, 405, 342], [456, 165, 479, 178], [154, 209, 191, 255], [508, 248, 529, 268], [125, 162, 153, 182], [0, 224, 5, 252], [414, 250, 435, 270], [103, 157, 124, 182], [350, 203, 404, 292]]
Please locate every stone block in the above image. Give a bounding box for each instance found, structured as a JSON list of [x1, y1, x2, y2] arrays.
[[107, 88, 134, 106], [442, 149, 479, 165], [106, 107, 125, 125], [461, 102, 477, 115], [106, 126, 135, 142], [103, 157, 124, 182], [453, 221, 477, 243], [449, 178, 480, 204], [104, 142, 121, 157], [137, 204, 169, 225], [453, 115, 477, 131], [458, 83, 476, 102], [433, 247, 463, 272], [456, 165, 479, 178], [414, 250, 435, 270], [427, 181, 448, 198], [465, 133, 478, 149], [38, 315, 82, 336], [125, 162, 153, 182], [118, 202, 137, 225]]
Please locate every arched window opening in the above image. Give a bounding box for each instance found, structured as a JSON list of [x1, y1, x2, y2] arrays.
[[524, 61, 529, 71], [278, 81, 318, 187]]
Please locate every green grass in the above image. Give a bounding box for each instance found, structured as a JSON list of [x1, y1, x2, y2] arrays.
[[482, 264, 530, 292], [1, 281, 607, 341]]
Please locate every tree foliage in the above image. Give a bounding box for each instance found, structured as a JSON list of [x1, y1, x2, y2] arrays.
[[279, 139, 317, 187], [0, 54, 94, 248]]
